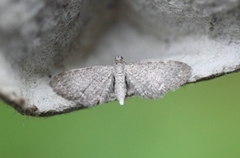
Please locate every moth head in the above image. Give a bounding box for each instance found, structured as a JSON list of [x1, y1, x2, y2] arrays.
[[115, 55, 123, 64]]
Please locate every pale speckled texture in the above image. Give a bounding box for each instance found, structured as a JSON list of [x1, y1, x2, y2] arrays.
[[0, 0, 239, 116], [50, 65, 115, 107], [50, 56, 191, 108]]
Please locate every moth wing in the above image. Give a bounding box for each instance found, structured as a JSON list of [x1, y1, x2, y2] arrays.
[[125, 61, 192, 99], [50, 66, 116, 107]]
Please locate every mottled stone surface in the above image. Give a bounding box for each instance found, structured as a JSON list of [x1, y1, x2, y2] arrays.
[[0, 0, 239, 116]]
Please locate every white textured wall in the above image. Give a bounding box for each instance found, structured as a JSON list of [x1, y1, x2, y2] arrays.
[[0, 0, 239, 116]]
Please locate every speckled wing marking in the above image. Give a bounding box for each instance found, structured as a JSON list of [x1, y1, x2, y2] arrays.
[[125, 61, 192, 99], [50, 66, 115, 107]]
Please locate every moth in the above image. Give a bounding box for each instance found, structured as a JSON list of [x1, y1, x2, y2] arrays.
[[50, 56, 192, 107]]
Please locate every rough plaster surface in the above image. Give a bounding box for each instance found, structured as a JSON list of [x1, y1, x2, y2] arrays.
[[0, 0, 239, 116]]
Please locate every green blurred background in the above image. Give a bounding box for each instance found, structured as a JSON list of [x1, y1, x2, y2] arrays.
[[1, 73, 240, 158]]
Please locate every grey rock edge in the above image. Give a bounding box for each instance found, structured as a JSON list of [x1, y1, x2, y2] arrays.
[[0, 0, 239, 117]]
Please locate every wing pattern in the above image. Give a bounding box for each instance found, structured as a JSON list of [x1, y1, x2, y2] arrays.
[[50, 66, 116, 107], [125, 61, 192, 99]]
